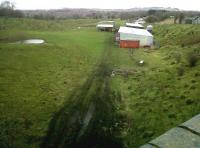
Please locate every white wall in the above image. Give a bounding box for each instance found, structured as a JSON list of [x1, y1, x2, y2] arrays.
[[120, 33, 153, 46]]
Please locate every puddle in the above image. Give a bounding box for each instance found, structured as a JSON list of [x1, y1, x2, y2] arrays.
[[17, 39, 45, 44], [78, 103, 95, 138]]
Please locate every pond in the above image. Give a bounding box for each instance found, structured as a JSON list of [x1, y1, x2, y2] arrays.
[[17, 39, 45, 44]]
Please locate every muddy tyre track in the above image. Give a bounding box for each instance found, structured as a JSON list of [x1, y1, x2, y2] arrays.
[[41, 36, 124, 148]]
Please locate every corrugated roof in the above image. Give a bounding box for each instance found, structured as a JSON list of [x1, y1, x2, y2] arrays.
[[97, 24, 114, 28], [126, 23, 144, 28], [118, 26, 153, 37]]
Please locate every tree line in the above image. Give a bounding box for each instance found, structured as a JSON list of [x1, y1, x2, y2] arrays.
[[0, 0, 199, 22]]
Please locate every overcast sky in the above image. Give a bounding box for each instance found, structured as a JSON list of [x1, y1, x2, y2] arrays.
[[1, 0, 199, 11]]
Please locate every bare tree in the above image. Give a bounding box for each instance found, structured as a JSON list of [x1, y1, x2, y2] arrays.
[[179, 13, 185, 24], [0, 1, 15, 10], [0, 1, 23, 18]]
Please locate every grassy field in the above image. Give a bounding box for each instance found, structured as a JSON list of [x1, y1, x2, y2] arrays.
[[0, 18, 200, 148]]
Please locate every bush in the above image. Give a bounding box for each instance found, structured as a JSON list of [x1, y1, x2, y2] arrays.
[[146, 15, 159, 23], [187, 52, 198, 67], [177, 66, 184, 76], [186, 99, 194, 105]]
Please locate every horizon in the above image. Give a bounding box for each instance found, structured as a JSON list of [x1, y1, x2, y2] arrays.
[[0, 0, 199, 11]]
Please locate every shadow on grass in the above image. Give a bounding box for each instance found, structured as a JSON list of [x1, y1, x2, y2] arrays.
[[41, 37, 124, 148]]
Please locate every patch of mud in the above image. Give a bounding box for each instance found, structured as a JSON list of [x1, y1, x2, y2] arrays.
[[78, 103, 95, 138], [111, 68, 139, 77]]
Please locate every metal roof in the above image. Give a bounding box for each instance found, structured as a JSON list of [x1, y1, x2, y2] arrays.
[[118, 26, 153, 37], [97, 21, 115, 28], [97, 24, 114, 28], [126, 23, 144, 28], [98, 21, 115, 23]]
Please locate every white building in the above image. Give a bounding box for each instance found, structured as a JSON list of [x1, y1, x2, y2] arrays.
[[96, 21, 115, 32], [118, 26, 153, 47]]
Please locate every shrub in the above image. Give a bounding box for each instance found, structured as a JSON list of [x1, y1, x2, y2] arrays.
[[177, 66, 184, 76], [186, 99, 194, 105], [168, 113, 176, 118], [187, 52, 198, 67], [146, 15, 159, 23]]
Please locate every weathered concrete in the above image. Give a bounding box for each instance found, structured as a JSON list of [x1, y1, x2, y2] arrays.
[[180, 114, 200, 135], [140, 144, 157, 148], [149, 127, 200, 148], [140, 114, 200, 148]]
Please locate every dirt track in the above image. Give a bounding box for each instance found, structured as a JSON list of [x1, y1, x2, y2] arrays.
[[41, 36, 124, 148]]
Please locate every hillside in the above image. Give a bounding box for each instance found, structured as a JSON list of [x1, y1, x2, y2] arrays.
[[22, 7, 184, 19]]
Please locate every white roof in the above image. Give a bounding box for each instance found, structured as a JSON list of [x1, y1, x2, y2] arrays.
[[126, 23, 144, 28], [135, 20, 146, 24], [97, 24, 114, 28], [147, 25, 153, 28], [98, 21, 115, 24], [118, 26, 153, 37]]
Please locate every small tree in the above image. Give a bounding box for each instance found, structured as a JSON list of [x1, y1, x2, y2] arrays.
[[179, 13, 185, 24], [187, 52, 198, 67], [146, 15, 159, 23], [174, 15, 178, 24], [0, 1, 15, 10]]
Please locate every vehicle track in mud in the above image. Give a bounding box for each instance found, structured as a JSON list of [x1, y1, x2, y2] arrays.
[[41, 36, 124, 148]]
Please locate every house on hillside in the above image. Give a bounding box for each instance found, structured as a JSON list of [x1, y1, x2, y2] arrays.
[[185, 16, 200, 24], [117, 26, 153, 48], [125, 23, 144, 29], [96, 21, 115, 32]]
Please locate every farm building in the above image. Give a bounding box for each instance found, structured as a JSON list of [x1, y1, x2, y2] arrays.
[[96, 21, 115, 32], [125, 23, 144, 29], [118, 26, 153, 48], [135, 18, 146, 24]]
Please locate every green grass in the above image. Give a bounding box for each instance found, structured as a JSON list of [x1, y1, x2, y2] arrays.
[[0, 18, 200, 148], [0, 19, 111, 147]]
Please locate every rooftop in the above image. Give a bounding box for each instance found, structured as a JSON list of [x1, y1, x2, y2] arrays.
[[125, 23, 144, 28], [118, 26, 153, 37]]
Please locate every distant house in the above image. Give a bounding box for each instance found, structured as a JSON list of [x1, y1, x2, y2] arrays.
[[185, 16, 200, 24], [135, 18, 146, 24], [118, 26, 153, 48], [193, 16, 200, 24], [125, 23, 144, 29], [96, 21, 115, 32], [184, 17, 193, 24]]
